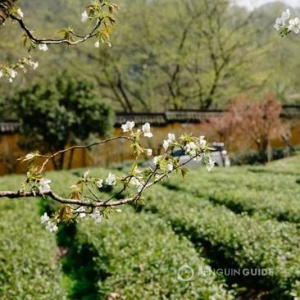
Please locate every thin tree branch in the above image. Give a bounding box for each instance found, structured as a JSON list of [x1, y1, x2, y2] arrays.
[[39, 136, 133, 172], [0, 153, 205, 208], [10, 15, 103, 46], [0, 0, 16, 25], [0, 189, 140, 207]]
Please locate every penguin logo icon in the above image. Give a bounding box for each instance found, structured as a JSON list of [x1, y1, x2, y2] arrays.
[[177, 263, 195, 282]]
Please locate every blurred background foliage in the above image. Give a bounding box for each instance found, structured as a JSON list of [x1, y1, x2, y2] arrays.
[[1, 0, 300, 114]]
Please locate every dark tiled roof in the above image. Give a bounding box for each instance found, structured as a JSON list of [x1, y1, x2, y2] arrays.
[[115, 113, 167, 126], [2, 106, 300, 134], [115, 110, 223, 126], [165, 110, 222, 122], [0, 121, 19, 133], [281, 105, 300, 118]]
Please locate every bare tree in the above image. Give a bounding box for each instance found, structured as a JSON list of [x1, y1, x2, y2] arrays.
[[212, 94, 289, 162]]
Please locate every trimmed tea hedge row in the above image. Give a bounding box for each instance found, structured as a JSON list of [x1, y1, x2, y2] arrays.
[[198, 188, 300, 223], [0, 198, 66, 300], [144, 184, 300, 299], [162, 167, 300, 223], [166, 166, 299, 194], [75, 209, 235, 299], [248, 155, 300, 176]]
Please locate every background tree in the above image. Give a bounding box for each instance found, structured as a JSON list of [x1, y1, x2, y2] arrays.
[[251, 3, 300, 104], [79, 0, 268, 112], [202, 111, 236, 151], [0, 0, 117, 91], [2, 1, 300, 112], [206, 94, 288, 163], [11, 71, 114, 169]]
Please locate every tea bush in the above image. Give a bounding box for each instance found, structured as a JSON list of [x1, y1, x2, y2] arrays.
[[73, 209, 235, 299], [144, 184, 300, 299], [162, 167, 300, 223], [0, 197, 66, 299]]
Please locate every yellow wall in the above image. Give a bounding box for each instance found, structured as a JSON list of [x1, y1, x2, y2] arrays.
[[1, 119, 300, 175]]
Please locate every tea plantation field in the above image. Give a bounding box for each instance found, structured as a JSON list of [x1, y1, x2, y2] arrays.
[[1, 155, 300, 299]]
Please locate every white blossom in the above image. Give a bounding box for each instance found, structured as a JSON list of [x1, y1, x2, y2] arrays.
[[0, 70, 3, 78], [167, 163, 173, 171], [185, 142, 198, 157], [130, 177, 144, 192], [40, 212, 50, 224], [96, 179, 103, 188], [76, 207, 86, 218], [8, 68, 17, 82], [83, 170, 90, 180], [23, 153, 37, 161], [274, 18, 282, 31], [288, 17, 300, 34], [121, 121, 135, 132], [38, 178, 51, 193], [45, 221, 58, 233], [274, 9, 291, 31], [275, 10, 300, 35], [163, 140, 169, 151], [146, 148, 153, 156], [163, 133, 176, 151], [8, 68, 17, 78], [38, 44, 48, 51], [167, 133, 176, 142], [274, 17, 285, 30], [153, 155, 162, 166], [206, 157, 215, 172], [105, 173, 116, 186], [281, 9, 291, 23], [16, 8, 24, 19], [41, 213, 58, 233], [95, 40, 100, 48], [90, 210, 102, 223], [199, 135, 206, 148], [142, 122, 153, 138], [81, 11, 89, 22], [30, 61, 39, 70]]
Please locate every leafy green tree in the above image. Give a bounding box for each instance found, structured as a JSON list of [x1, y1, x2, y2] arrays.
[[2, 1, 300, 112], [12, 72, 114, 169], [252, 3, 300, 104], [83, 0, 263, 111]]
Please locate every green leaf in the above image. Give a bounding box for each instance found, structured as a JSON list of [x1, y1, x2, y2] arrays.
[[180, 167, 188, 177]]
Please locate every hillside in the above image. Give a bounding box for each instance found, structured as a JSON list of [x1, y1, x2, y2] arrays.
[[1, 0, 300, 111]]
